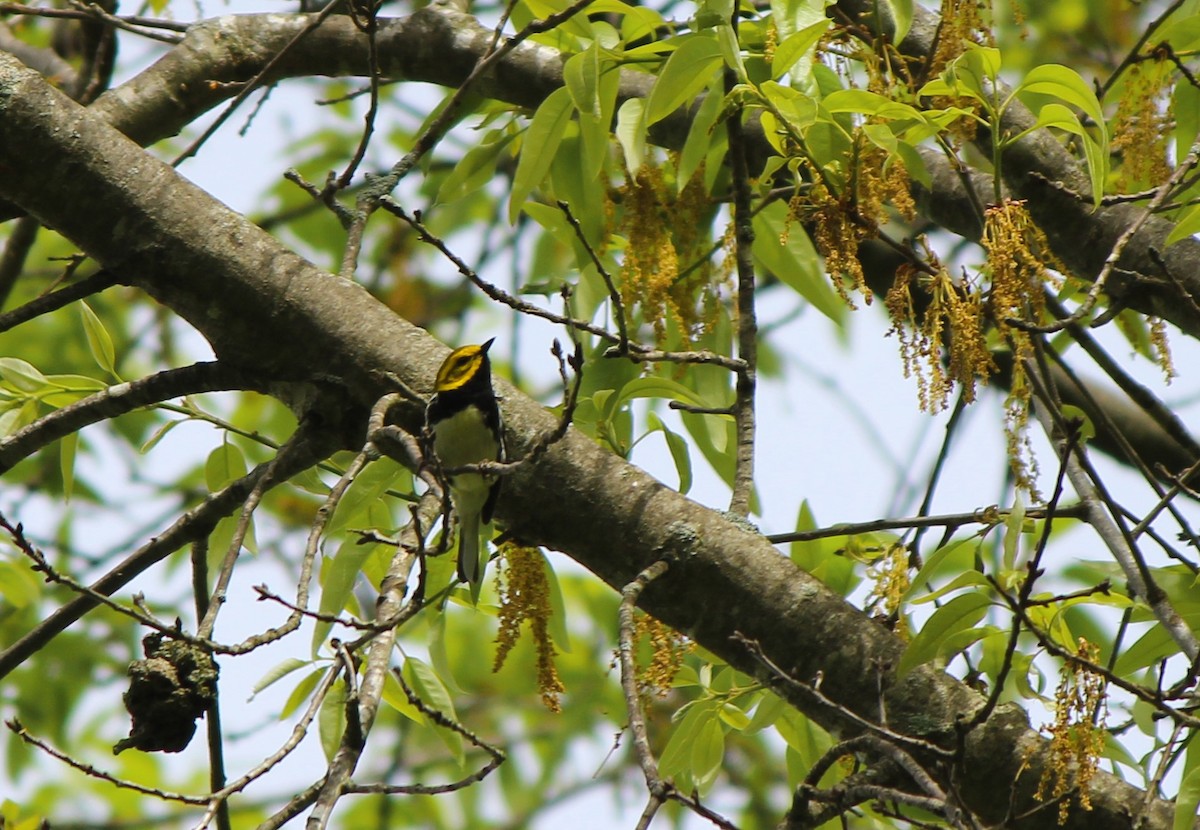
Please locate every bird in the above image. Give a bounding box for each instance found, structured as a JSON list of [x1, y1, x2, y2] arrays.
[[426, 338, 504, 590]]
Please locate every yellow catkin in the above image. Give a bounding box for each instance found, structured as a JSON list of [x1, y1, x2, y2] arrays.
[[790, 138, 915, 309], [634, 612, 691, 699], [885, 252, 995, 413], [864, 544, 912, 640], [493, 542, 565, 712], [982, 199, 1062, 500], [619, 164, 720, 347], [1036, 638, 1107, 824], [1149, 317, 1177, 384], [1111, 61, 1174, 190]]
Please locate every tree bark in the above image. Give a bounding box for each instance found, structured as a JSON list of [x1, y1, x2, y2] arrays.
[[0, 49, 1187, 830]]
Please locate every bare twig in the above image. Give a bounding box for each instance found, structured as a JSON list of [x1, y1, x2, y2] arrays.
[[172, 3, 347, 165], [0, 268, 118, 334], [0, 424, 339, 680], [5, 719, 207, 804], [723, 47, 758, 517], [0, 362, 264, 474], [558, 199, 629, 353], [1024, 359, 1200, 663], [765, 503, 1085, 545]]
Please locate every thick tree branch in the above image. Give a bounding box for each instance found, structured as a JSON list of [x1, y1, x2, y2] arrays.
[[0, 52, 1186, 830], [3, 6, 1181, 485]]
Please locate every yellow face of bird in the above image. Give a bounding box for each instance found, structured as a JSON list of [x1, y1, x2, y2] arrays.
[[435, 340, 492, 393]]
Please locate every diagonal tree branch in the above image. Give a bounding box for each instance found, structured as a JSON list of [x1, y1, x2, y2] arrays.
[[0, 50, 1188, 830]]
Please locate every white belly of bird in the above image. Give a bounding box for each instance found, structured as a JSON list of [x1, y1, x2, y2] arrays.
[[433, 405, 499, 505]]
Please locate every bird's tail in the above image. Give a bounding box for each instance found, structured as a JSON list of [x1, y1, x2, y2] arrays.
[[457, 509, 483, 589]]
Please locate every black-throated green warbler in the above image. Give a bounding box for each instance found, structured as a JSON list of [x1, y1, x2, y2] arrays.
[[426, 338, 504, 589]]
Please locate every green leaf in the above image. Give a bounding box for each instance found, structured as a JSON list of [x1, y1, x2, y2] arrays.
[[428, 610, 464, 694], [691, 715, 725, 793], [509, 87, 574, 222], [565, 44, 618, 182], [59, 432, 77, 502], [615, 97, 646, 173], [205, 441, 248, 492], [646, 411, 693, 494], [772, 19, 830, 80], [0, 558, 42, 609], [884, 0, 913, 43], [1002, 495, 1026, 570], [312, 539, 378, 655], [768, 0, 827, 41], [715, 22, 746, 81], [759, 80, 818, 136], [1059, 404, 1096, 443], [280, 669, 325, 719], [822, 89, 923, 122], [745, 690, 786, 733], [405, 656, 464, 766], [612, 375, 715, 414], [752, 200, 845, 324], [381, 671, 426, 724], [898, 592, 992, 676], [79, 301, 118, 379], [140, 419, 183, 454], [644, 36, 724, 126], [564, 44, 601, 120], [436, 129, 513, 205], [1174, 80, 1200, 169], [326, 456, 408, 536], [658, 701, 714, 784], [252, 658, 311, 696], [717, 701, 751, 730], [318, 677, 346, 761], [1175, 731, 1200, 830], [1166, 203, 1200, 248], [0, 358, 47, 394], [908, 569, 989, 605], [1015, 101, 1107, 207], [1016, 64, 1105, 130], [788, 500, 858, 596], [678, 81, 724, 189]]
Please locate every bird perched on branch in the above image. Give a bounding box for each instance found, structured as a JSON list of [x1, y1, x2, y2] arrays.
[[426, 339, 504, 592]]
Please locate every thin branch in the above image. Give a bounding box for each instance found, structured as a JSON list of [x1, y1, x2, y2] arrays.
[[0, 1, 185, 39], [5, 719, 207, 804], [734, 633, 954, 758], [988, 576, 1200, 727], [365, 0, 602, 205], [0, 215, 40, 308], [766, 503, 1085, 545], [1096, 0, 1188, 99], [1010, 133, 1200, 334], [965, 428, 1076, 731], [342, 667, 506, 796], [1024, 358, 1200, 663], [0, 424, 339, 680], [172, 3, 347, 165], [558, 199, 629, 353], [0, 268, 118, 334], [0, 362, 266, 474], [724, 54, 758, 517], [193, 664, 342, 830]]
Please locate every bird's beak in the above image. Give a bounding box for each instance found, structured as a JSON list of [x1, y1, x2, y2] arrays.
[[481, 337, 495, 353]]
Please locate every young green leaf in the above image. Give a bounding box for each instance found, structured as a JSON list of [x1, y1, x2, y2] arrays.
[[509, 87, 574, 222], [644, 36, 724, 126], [80, 301, 118, 379], [646, 411, 694, 494], [898, 592, 992, 676]]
